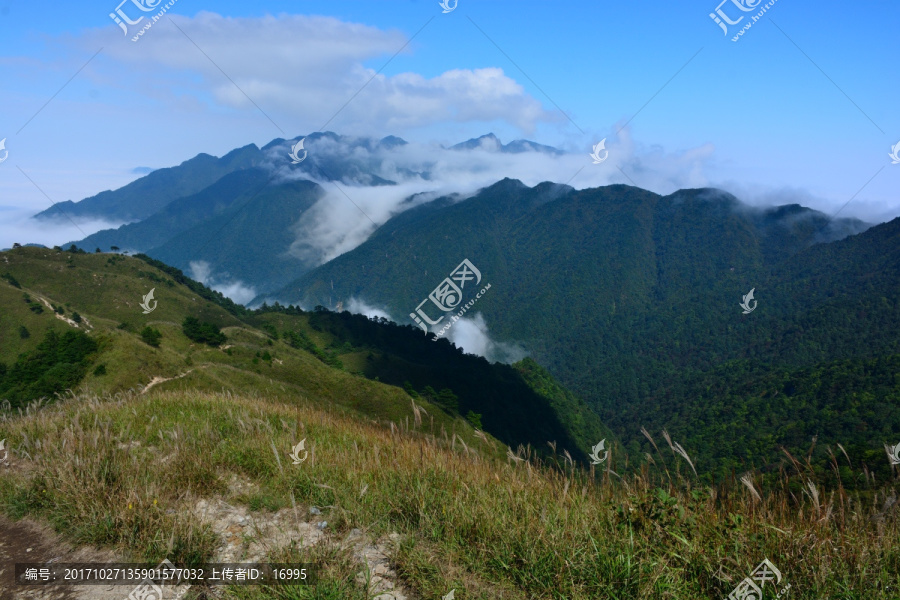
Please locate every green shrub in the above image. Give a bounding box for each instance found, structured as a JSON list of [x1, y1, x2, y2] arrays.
[[1, 273, 21, 288], [0, 329, 98, 408], [140, 326, 162, 347], [436, 388, 459, 414], [182, 317, 226, 347]]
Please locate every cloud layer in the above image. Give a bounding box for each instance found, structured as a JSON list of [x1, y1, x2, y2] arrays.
[[189, 260, 257, 305], [79, 12, 556, 136], [344, 298, 526, 364], [270, 127, 714, 267], [0, 207, 124, 251]]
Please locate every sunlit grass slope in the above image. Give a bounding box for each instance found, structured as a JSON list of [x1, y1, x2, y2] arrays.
[[0, 388, 897, 599]]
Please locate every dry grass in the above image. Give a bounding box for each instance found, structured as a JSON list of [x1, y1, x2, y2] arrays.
[[0, 389, 897, 599]]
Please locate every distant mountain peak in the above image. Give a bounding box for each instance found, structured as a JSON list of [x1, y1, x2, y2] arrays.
[[450, 133, 562, 155], [379, 135, 408, 149]]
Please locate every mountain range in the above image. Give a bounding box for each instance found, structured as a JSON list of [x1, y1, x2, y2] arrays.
[[33, 132, 899, 479], [277, 177, 897, 477], [40, 132, 568, 296]]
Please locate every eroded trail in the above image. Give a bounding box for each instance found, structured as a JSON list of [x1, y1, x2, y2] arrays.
[[0, 515, 125, 600], [141, 370, 196, 395]]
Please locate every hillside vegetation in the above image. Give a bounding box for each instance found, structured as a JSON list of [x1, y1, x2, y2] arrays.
[[0, 245, 603, 463], [1, 246, 898, 598], [279, 180, 900, 480], [1, 386, 897, 599]]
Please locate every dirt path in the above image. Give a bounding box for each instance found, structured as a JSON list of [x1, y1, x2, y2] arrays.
[[141, 370, 195, 395], [36, 299, 85, 330], [0, 505, 411, 600], [0, 515, 126, 600]]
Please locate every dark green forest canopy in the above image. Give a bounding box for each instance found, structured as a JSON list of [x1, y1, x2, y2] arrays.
[[271, 182, 899, 478], [0, 329, 98, 409], [249, 308, 612, 461]]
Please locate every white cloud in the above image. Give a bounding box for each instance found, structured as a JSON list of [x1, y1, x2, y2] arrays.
[[340, 295, 524, 364], [188, 260, 212, 284], [708, 180, 895, 225], [0, 206, 125, 250], [210, 280, 257, 305], [188, 259, 257, 304], [75, 12, 556, 136], [345, 297, 392, 320], [444, 313, 527, 364], [273, 127, 717, 266]]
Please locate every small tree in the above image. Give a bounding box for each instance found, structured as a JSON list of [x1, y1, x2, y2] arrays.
[[1, 273, 21, 288], [402, 381, 419, 399], [466, 411, 483, 430], [18, 325, 30, 339], [71, 312, 82, 323], [95, 248, 101, 253], [181, 316, 226, 347], [140, 326, 162, 347], [110, 246, 120, 252], [436, 388, 459, 414]]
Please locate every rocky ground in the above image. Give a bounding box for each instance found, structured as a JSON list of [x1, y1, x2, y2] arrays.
[[0, 473, 413, 600]]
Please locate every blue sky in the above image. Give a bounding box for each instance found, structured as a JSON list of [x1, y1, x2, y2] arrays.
[[0, 0, 898, 248]]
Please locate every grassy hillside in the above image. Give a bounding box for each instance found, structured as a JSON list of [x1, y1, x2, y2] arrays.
[[0, 245, 603, 462], [0, 387, 897, 599], [245, 308, 612, 461]]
